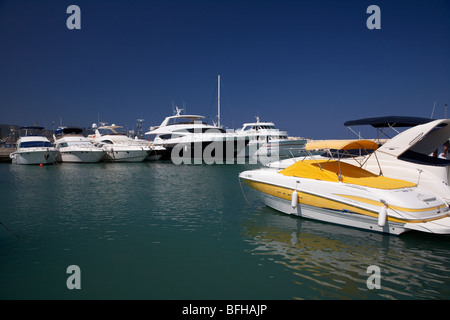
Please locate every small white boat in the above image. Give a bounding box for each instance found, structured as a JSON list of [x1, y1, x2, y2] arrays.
[[89, 124, 151, 162], [54, 127, 105, 163], [235, 117, 308, 163], [239, 139, 450, 235], [10, 126, 59, 165]]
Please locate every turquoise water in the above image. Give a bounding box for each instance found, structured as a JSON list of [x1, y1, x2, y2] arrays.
[[1, 162, 450, 300]]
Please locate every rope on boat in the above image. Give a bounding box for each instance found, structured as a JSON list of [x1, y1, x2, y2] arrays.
[[238, 177, 251, 205]]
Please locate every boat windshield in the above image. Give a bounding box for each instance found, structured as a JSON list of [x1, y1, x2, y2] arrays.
[[167, 117, 207, 126], [20, 127, 45, 136], [57, 141, 93, 148], [242, 124, 275, 131], [98, 127, 127, 135], [101, 140, 114, 144], [19, 141, 53, 148]]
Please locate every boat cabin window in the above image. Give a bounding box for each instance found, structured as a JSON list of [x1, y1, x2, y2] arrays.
[[101, 140, 114, 144], [98, 128, 126, 136], [246, 125, 275, 131], [399, 150, 450, 167], [164, 128, 226, 135], [19, 141, 53, 148], [158, 128, 226, 140], [57, 142, 69, 148], [400, 124, 450, 166], [167, 117, 207, 126], [180, 128, 226, 134], [267, 135, 288, 141], [19, 127, 45, 137]]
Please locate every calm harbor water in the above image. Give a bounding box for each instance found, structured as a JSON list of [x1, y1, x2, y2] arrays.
[[1, 161, 450, 300]]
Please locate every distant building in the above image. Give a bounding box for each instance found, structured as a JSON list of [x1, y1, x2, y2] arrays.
[[0, 124, 20, 144]]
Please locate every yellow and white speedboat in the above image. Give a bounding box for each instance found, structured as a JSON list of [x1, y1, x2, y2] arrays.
[[239, 139, 450, 235]]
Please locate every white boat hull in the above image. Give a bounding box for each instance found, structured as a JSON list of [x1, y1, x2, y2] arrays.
[[157, 137, 250, 163], [261, 191, 407, 235], [103, 148, 149, 162], [240, 166, 450, 236], [10, 149, 59, 165], [57, 149, 105, 163]]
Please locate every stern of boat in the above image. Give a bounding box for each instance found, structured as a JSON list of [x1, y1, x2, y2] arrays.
[[404, 216, 450, 234]]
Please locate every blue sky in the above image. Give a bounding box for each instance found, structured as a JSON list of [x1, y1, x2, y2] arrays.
[[0, 0, 449, 139]]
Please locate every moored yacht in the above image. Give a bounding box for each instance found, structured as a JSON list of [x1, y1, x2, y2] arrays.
[[239, 139, 450, 235], [89, 123, 151, 162], [53, 127, 105, 163], [9, 126, 59, 165], [145, 107, 250, 163], [235, 117, 308, 163]]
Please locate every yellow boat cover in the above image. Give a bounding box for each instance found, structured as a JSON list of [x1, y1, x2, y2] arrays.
[[279, 159, 416, 189], [305, 139, 379, 151]]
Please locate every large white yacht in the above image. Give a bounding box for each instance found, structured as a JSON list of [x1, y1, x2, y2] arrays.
[[239, 139, 450, 235], [145, 107, 250, 163], [234, 117, 308, 163], [9, 126, 59, 165], [89, 123, 152, 162], [53, 127, 105, 163]]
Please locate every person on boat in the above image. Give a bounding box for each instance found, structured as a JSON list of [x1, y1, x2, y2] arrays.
[[437, 140, 450, 159]]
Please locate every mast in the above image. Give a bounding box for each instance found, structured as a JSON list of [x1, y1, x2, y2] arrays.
[[217, 74, 221, 127]]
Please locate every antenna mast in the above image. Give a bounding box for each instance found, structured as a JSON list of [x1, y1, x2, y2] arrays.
[[431, 101, 436, 118], [217, 74, 221, 127]]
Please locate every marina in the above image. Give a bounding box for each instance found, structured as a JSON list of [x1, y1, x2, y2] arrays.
[[2, 117, 450, 300], [1, 0, 449, 303], [1, 161, 450, 300]]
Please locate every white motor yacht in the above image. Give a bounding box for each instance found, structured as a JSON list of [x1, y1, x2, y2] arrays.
[[10, 126, 59, 165], [235, 117, 308, 163], [145, 107, 249, 164], [239, 139, 450, 235], [53, 127, 105, 163], [89, 124, 151, 162]]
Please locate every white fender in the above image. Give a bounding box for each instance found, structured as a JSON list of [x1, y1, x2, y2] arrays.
[[291, 190, 298, 208], [378, 205, 387, 227]]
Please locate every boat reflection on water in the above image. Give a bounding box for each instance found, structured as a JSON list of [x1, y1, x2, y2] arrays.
[[241, 206, 450, 300]]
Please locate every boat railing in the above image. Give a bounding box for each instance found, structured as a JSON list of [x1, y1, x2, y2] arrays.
[[95, 139, 152, 148]]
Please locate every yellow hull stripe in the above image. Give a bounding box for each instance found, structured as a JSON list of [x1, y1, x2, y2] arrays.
[[242, 179, 448, 224], [337, 194, 447, 213]]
